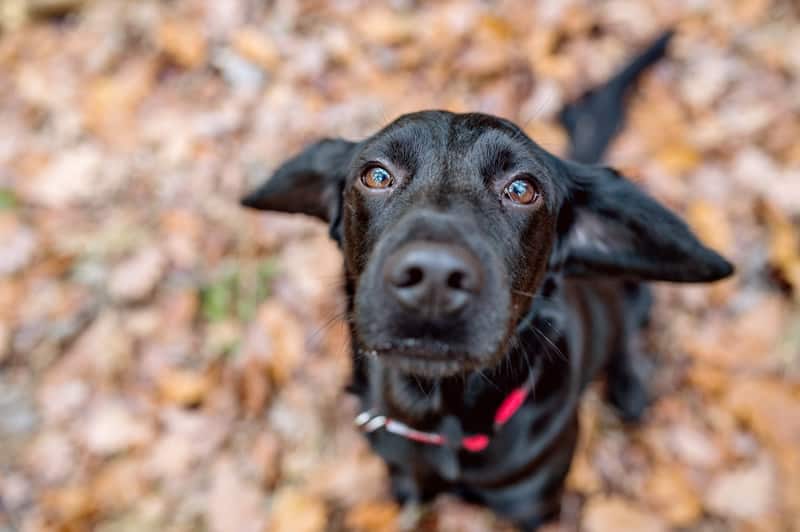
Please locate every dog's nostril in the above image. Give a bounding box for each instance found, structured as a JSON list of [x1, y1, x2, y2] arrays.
[[447, 271, 465, 290], [383, 242, 482, 317], [397, 266, 424, 288]]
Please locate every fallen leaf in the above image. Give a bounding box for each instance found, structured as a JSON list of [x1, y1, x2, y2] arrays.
[[705, 456, 775, 519], [41, 484, 96, 524], [582, 495, 667, 532], [230, 28, 281, 71], [666, 424, 723, 469], [84, 401, 155, 456], [157, 368, 211, 407], [248, 430, 281, 488], [27, 0, 87, 17], [0, 321, 9, 363], [65, 311, 133, 380], [268, 487, 327, 532], [761, 199, 800, 297], [207, 458, 268, 532], [239, 301, 305, 386], [656, 142, 701, 175], [107, 247, 166, 303], [345, 501, 400, 532], [92, 458, 148, 513], [0, 214, 36, 276], [687, 200, 733, 256], [157, 20, 208, 69], [355, 9, 417, 46], [724, 378, 800, 450], [26, 430, 75, 484], [145, 432, 195, 480], [645, 464, 702, 527], [82, 59, 157, 143]]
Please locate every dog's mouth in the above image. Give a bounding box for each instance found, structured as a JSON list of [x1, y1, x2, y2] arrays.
[[360, 339, 506, 378]]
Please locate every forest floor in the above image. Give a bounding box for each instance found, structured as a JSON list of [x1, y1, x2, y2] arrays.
[[1, 0, 799, 530]]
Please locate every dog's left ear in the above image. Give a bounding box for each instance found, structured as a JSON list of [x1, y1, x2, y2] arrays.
[[557, 162, 734, 282], [241, 138, 357, 235]]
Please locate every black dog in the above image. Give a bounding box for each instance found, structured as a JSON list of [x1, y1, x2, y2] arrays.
[[242, 31, 733, 530]]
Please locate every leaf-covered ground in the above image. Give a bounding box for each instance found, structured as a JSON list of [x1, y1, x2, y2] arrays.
[[1, 1, 799, 531]]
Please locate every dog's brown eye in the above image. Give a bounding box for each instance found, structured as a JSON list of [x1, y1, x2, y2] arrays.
[[503, 178, 538, 205], [361, 166, 394, 189]]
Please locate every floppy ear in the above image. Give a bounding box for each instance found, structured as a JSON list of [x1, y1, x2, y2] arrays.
[[557, 162, 734, 282], [241, 138, 357, 227]]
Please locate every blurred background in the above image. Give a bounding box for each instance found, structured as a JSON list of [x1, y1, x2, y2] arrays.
[[0, 0, 799, 531]]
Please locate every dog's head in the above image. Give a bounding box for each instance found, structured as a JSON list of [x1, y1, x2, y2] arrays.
[[243, 111, 733, 377]]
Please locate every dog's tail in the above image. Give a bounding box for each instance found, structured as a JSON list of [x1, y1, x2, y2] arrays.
[[558, 30, 674, 164]]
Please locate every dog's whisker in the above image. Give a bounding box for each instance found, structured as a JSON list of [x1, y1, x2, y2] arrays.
[[476, 368, 501, 392], [530, 324, 568, 364], [307, 309, 350, 345]]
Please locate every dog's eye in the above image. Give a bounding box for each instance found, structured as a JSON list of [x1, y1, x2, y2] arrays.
[[361, 166, 394, 189], [503, 178, 538, 205]]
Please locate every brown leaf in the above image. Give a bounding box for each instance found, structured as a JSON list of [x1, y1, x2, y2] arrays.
[[231, 28, 281, 71], [655, 142, 701, 175], [26, 431, 76, 484], [705, 456, 776, 519], [157, 368, 211, 407], [64, 311, 133, 380], [686, 200, 734, 257], [682, 295, 788, 371], [83, 401, 155, 456], [355, 9, 417, 46], [665, 423, 723, 469], [724, 378, 800, 450], [345, 501, 400, 532], [239, 301, 305, 386], [207, 458, 268, 532], [41, 485, 96, 524], [0, 214, 36, 276], [108, 247, 166, 303], [0, 320, 10, 363], [268, 487, 327, 532], [248, 430, 281, 488], [238, 356, 272, 417], [91, 458, 148, 513], [761, 199, 800, 297], [582, 495, 667, 532], [645, 464, 702, 527], [157, 20, 208, 68], [82, 58, 157, 143]]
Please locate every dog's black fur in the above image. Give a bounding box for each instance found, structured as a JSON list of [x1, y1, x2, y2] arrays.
[[242, 32, 733, 530]]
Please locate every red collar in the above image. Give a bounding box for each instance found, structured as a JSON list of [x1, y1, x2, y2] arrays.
[[354, 377, 535, 453]]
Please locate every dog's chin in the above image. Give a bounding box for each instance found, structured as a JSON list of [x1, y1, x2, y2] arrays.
[[361, 340, 500, 378]]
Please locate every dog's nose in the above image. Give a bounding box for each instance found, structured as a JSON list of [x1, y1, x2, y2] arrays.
[[384, 242, 481, 318]]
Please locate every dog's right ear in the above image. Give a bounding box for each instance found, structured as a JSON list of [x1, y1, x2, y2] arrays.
[[241, 138, 358, 227]]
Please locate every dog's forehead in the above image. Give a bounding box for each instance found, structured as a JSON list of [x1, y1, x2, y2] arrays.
[[364, 111, 531, 161]]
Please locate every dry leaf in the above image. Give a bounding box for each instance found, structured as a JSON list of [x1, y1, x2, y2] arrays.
[[42, 485, 96, 524], [645, 464, 702, 526], [239, 301, 305, 386], [582, 496, 667, 532], [705, 456, 775, 519], [231, 28, 281, 71], [269, 487, 327, 532], [345, 501, 400, 532], [157, 20, 208, 68], [666, 424, 723, 469], [0, 214, 36, 276], [207, 458, 268, 532], [108, 247, 166, 303], [84, 401, 154, 456], [0, 321, 10, 363], [157, 368, 211, 407]]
